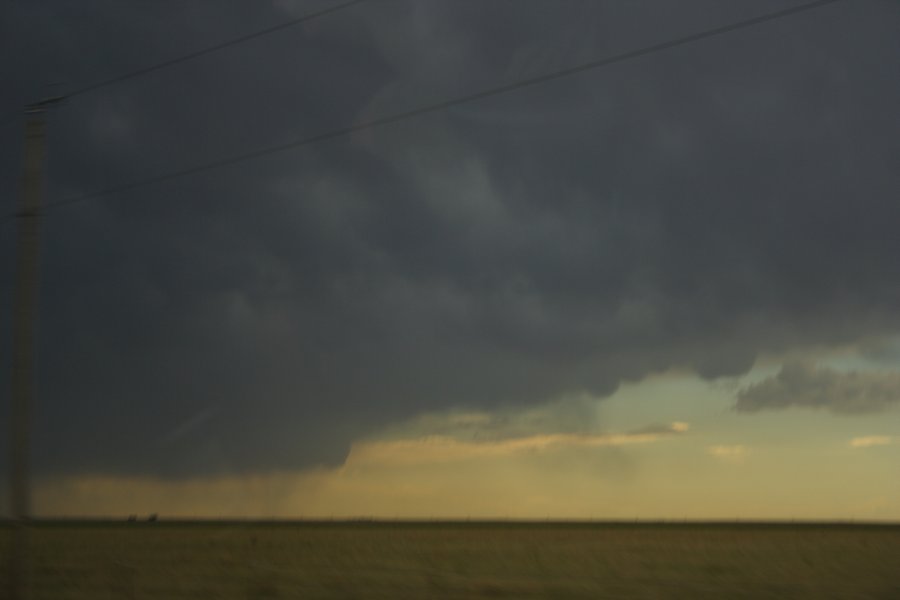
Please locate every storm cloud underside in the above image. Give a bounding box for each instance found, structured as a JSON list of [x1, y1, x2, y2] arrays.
[[1, 0, 899, 478]]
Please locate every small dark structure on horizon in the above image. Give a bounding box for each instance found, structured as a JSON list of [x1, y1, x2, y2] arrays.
[[147, 513, 158, 522]]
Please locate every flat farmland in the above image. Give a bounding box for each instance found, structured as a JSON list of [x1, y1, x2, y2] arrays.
[[2, 521, 899, 599]]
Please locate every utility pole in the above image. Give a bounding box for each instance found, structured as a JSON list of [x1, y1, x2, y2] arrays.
[[8, 97, 61, 600]]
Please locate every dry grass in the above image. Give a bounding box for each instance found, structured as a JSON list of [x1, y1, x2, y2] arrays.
[[1, 521, 899, 599]]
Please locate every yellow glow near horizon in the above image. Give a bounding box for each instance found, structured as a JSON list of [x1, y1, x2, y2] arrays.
[[26, 369, 900, 522]]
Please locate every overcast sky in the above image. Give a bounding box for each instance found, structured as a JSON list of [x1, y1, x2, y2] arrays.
[[2, 0, 899, 519]]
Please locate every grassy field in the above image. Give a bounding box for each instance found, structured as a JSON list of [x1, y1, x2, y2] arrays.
[[2, 521, 899, 599]]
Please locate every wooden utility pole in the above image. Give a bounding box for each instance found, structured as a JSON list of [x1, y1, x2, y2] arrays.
[[8, 97, 61, 600]]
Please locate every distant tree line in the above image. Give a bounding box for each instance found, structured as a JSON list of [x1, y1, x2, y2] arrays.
[[126, 514, 158, 522]]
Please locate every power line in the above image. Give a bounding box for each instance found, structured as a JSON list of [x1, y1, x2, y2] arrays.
[[0, 0, 367, 126], [64, 0, 367, 100], [0, 0, 844, 224]]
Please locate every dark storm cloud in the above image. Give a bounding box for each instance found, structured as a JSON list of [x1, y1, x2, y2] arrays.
[[736, 362, 900, 415], [2, 0, 900, 478]]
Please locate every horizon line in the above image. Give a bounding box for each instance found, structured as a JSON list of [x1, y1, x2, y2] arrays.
[[4, 516, 899, 527]]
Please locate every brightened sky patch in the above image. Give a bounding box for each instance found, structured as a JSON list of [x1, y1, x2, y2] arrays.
[[849, 436, 893, 448]]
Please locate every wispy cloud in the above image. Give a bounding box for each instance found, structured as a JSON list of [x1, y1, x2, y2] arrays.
[[347, 423, 689, 467], [707, 445, 748, 463], [628, 421, 690, 435], [848, 436, 893, 448]]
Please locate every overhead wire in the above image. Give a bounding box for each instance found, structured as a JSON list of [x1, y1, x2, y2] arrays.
[[61, 0, 368, 101], [0, 0, 844, 224], [0, 0, 368, 126]]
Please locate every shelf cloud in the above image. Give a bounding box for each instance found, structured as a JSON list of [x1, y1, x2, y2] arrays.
[[1, 0, 899, 480], [736, 363, 900, 415]]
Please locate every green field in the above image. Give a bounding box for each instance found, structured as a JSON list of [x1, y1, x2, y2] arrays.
[[2, 521, 899, 599]]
